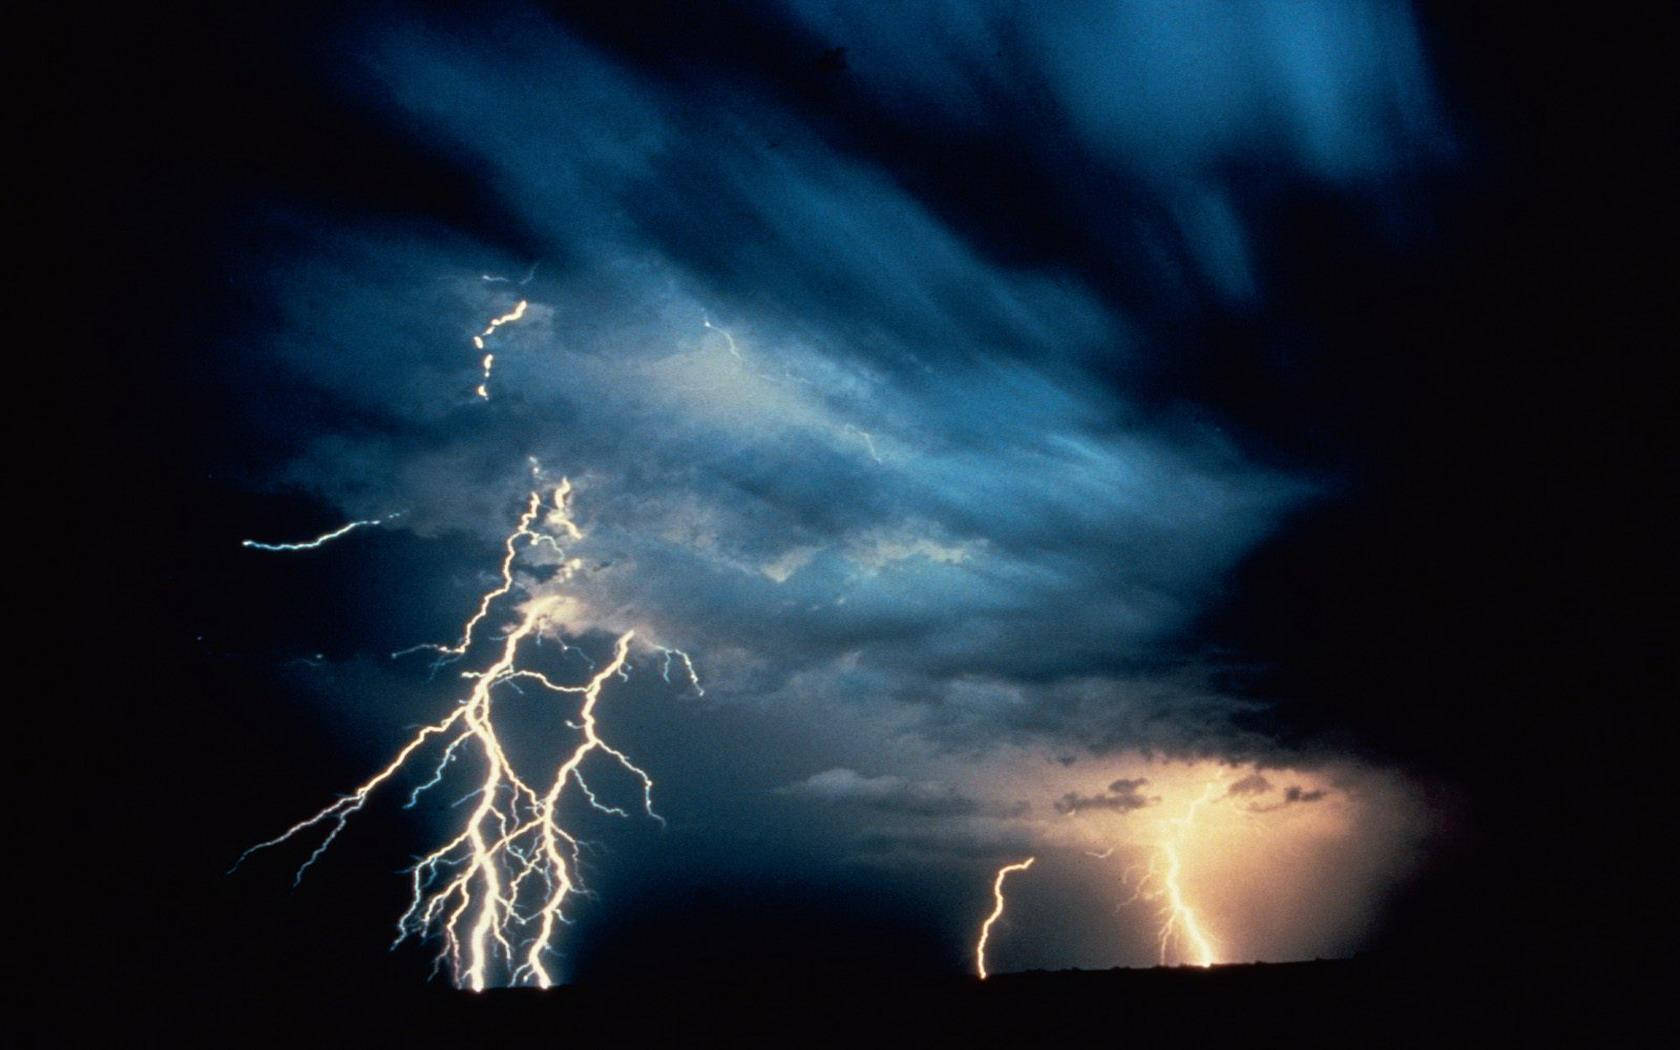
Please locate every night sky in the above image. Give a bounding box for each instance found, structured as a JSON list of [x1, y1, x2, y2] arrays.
[[66, 0, 1665, 1009]]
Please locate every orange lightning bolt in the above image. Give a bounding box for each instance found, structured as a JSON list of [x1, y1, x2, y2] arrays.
[[232, 479, 692, 989], [473, 299, 528, 399], [1122, 782, 1221, 967], [976, 857, 1035, 980]]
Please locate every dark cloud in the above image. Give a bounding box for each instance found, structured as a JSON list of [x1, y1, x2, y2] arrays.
[[1226, 772, 1274, 797], [1247, 783, 1331, 813], [1053, 777, 1159, 815], [203, 1, 1377, 769], [780, 767, 1025, 818], [849, 826, 1042, 863]]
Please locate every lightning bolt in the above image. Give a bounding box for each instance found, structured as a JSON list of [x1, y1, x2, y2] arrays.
[[975, 857, 1035, 980], [1121, 783, 1220, 967], [241, 513, 400, 551], [232, 480, 694, 989], [481, 261, 540, 285], [390, 479, 582, 667], [700, 315, 882, 466], [473, 299, 528, 399], [656, 647, 704, 698], [842, 423, 883, 465], [701, 315, 743, 362]]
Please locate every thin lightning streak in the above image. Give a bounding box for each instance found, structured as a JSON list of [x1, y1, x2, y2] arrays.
[[235, 482, 696, 989], [481, 261, 540, 285], [242, 513, 400, 551], [473, 299, 528, 399], [544, 477, 585, 542], [976, 857, 1035, 980], [700, 315, 881, 466], [842, 424, 883, 464], [701, 316, 743, 361], [657, 647, 704, 698]]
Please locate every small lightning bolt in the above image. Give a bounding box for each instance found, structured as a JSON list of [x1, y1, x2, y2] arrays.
[[700, 315, 882, 465], [473, 299, 529, 399], [842, 423, 883, 465], [656, 647, 704, 698], [233, 480, 695, 989], [1121, 783, 1220, 967], [241, 513, 400, 551], [481, 261, 540, 285], [701, 315, 743, 362], [976, 857, 1035, 980]]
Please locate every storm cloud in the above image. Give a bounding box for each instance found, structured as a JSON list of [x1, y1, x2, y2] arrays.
[[1053, 777, 1160, 815], [1226, 775, 1332, 812], [781, 767, 1026, 818], [215, 0, 1456, 775], [1226, 772, 1274, 797]]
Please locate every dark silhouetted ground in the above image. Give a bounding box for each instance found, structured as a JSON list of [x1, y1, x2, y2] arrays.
[[34, 952, 1635, 1047]]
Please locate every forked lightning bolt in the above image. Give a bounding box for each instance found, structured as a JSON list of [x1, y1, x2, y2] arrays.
[[976, 857, 1035, 980], [242, 513, 400, 551], [232, 480, 694, 989], [473, 299, 528, 399], [657, 647, 704, 698], [391, 478, 581, 667], [1121, 783, 1220, 967]]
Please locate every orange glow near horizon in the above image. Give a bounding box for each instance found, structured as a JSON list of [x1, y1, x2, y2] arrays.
[[932, 747, 1396, 970]]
